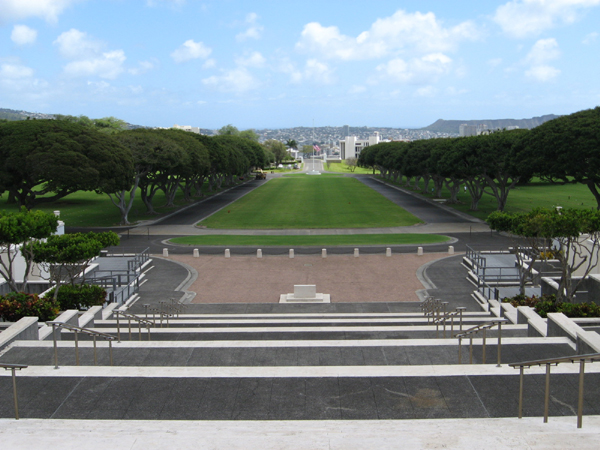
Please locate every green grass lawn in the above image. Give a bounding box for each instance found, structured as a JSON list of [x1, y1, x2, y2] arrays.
[[324, 160, 379, 175], [0, 185, 216, 227], [171, 234, 450, 246], [384, 177, 598, 220], [198, 176, 422, 229]]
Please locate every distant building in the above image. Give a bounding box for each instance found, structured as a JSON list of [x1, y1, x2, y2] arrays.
[[172, 124, 200, 134], [342, 125, 350, 138], [339, 132, 381, 160], [459, 124, 477, 137]]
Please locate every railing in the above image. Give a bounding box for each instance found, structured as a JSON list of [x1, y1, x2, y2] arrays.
[[1, 363, 27, 420], [455, 319, 508, 366], [465, 245, 486, 271], [509, 353, 600, 428], [88, 272, 140, 305], [421, 297, 448, 324], [46, 321, 116, 369], [112, 309, 154, 342], [433, 307, 468, 338], [475, 266, 520, 283], [477, 279, 500, 301]]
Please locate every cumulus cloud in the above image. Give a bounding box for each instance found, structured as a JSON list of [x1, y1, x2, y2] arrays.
[[0, 0, 82, 24], [235, 51, 266, 68], [278, 58, 336, 85], [524, 38, 561, 81], [494, 0, 600, 38], [202, 67, 260, 93], [296, 10, 478, 61], [171, 39, 212, 63], [53, 29, 126, 79], [236, 12, 263, 41], [0, 62, 34, 79], [11, 25, 37, 45], [375, 53, 453, 84], [583, 32, 599, 44]]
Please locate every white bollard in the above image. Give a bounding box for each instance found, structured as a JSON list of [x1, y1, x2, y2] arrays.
[[225, 249, 231, 258], [163, 248, 169, 257], [193, 249, 199, 258], [289, 249, 294, 259], [386, 248, 392, 257], [417, 247, 423, 256], [354, 248, 359, 258], [257, 249, 262, 258], [448, 246, 455, 255], [322, 249, 327, 258]]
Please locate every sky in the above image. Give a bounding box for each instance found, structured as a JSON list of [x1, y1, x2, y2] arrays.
[[1, 0, 599, 129]]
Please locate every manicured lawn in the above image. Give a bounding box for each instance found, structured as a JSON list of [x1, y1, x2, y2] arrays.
[[170, 234, 450, 246], [199, 176, 422, 229], [384, 177, 598, 221], [324, 160, 378, 175], [0, 185, 215, 227]]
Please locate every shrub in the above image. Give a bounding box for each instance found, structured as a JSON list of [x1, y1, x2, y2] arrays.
[[0, 292, 59, 322], [44, 284, 107, 310], [502, 294, 600, 318]]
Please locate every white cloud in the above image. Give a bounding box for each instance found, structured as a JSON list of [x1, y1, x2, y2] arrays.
[[349, 85, 366, 94], [375, 53, 453, 84], [494, 0, 600, 38], [146, 0, 185, 7], [279, 58, 336, 85], [583, 31, 599, 44], [11, 25, 37, 45], [202, 58, 216, 69], [415, 86, 437, 97], [235, 51, 265, 68], [129, 60, 156, 75], [63, 50, 126, 79], [0, 62, 34, 79], [54, 29, 103, 59], [202, 67, 260, 93], [296, 10, 478, 61], [524, 38, 561, 81], [171, 39, 212, 63], [0, 0, 81, 24], [236, 12, 263, 41], [53, 29, 127, 79]]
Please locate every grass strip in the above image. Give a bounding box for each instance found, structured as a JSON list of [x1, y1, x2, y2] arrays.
[[170, 234, 450, 246], [199, 176, 422, 229]]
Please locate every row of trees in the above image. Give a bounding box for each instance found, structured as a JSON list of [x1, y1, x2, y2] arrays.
[[0, 120, 283, 224], [358, 107, 600, 211]]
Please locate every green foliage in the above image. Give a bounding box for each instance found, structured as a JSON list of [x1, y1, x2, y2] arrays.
[[263, 139, 288, 165], [44, 284, 107, 310], [502, 294, 600, 318], [32, 231, 119, 266], [0, 292, 59, 322]]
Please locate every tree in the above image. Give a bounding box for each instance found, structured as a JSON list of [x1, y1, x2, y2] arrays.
[[31, 232, 120, 300], [0, 209, 59, 292], [263, 139, 288, 165], [285, 139, 298, 150], [345, 157, 358, 172], [488, 208, 600, 302], [0, 120, 133, 209], [519, 107, 600, 209], [239, 129, 259, 142], [217, 124, 239, 136]]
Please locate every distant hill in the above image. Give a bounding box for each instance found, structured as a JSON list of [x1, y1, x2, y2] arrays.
[[421, 115, 560, 134]]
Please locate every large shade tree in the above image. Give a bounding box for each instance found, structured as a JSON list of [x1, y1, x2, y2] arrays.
[[0, 120, 133, 209]]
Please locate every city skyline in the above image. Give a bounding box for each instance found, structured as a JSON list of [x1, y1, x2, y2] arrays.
[[1, 0, 599, 129]]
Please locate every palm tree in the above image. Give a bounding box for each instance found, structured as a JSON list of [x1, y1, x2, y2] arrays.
[[285, 139, 298, 150]]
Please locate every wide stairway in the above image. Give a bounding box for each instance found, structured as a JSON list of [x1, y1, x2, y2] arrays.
[[1, 301, 591, 422]]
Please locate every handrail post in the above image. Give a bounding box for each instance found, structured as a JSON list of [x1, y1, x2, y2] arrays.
[[116, 312, 121, 343], [469, 337, 473, 364], [518, 366, 524, 419], [11, 367, 19, 420], [458, 336, 462, 364], [497, 321, 502, 367], [109, 340, 113, 366], [52, 322, 59, 369], [93, 335, 97, 366], [74, 330, 80, 366], [482, 328, 487, 364], [544, 363, 551, 423], [128, 317, 132, 341], [577, 359, 585, 428]]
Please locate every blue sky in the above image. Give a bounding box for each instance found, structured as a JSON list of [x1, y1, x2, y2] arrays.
[[1, 0, 599, 129]]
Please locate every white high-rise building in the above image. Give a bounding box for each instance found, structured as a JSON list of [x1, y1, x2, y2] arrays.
[[339, 132, 380, 160]]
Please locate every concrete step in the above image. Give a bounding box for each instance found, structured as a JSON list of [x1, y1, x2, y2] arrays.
[[3, 338, 575, 367]]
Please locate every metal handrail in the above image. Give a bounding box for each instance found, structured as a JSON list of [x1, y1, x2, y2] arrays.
[[46, 321, 116, 369], [112, 309, 154, 342], [433, 307, 468, 338], [456, 319, 508, 366], [509, 353, 600, 428], [1, 363, 27, 420], [421, 298, 448, 324]]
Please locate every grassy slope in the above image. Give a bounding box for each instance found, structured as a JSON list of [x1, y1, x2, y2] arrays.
[[324, 160, 379, 175], [171, 234, 449, 246], [387, 177, 597, 220], [199, 176, 422, 229]]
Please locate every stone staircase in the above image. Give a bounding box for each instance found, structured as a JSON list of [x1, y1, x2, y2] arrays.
[[3, 302, 595, 423]]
